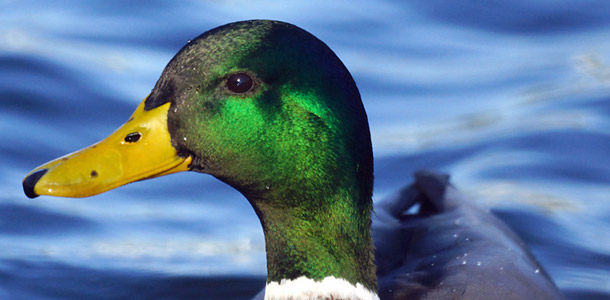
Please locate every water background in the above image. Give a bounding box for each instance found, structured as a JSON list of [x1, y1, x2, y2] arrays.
[[1, 1, 609, 299]]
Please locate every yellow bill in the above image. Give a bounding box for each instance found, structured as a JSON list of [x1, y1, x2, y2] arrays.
[[22, 97, 192, 198]]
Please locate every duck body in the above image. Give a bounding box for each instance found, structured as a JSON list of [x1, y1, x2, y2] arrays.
[[23, 20, 562, 300], [373, 172, 563, 299]]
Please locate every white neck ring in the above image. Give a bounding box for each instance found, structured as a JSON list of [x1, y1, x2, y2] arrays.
[[263, 276, 379, 300]]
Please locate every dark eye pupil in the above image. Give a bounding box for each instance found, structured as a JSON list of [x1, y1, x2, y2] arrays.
[[227, 73, 253, 93]]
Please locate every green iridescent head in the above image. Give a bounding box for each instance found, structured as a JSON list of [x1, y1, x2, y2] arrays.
[[146, 20, 373, 202]]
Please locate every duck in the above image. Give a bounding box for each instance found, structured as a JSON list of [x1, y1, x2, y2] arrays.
[[22, 20, 563, 300]]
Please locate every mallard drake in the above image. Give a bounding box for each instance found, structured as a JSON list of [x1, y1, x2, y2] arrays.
[[23, 20, 563, 300]]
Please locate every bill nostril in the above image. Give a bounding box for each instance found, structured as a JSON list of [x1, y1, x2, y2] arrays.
[[23, 169, 48, 199], [124, 132, 141, 143]]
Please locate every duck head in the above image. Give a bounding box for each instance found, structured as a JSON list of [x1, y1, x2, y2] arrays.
[[23, 20, 377, 295]]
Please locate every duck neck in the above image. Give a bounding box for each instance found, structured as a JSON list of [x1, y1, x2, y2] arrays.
[[248, 175, 377, 298]]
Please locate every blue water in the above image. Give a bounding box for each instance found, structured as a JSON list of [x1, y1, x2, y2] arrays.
[[1, 1, 609, 299]]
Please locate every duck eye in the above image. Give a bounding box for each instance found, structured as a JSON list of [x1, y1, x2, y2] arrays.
[[226, 73, 253, 93], [124, 132, 141, 143]]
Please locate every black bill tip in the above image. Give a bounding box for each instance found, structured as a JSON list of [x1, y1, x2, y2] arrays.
[[23, 169, 48, 199]]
